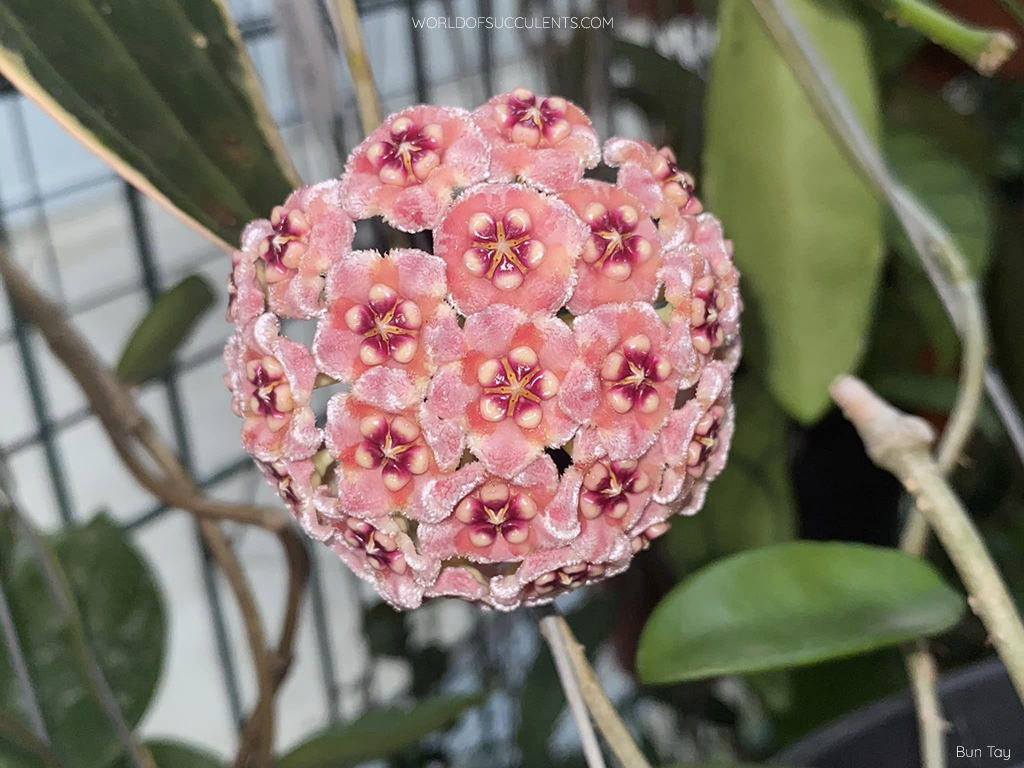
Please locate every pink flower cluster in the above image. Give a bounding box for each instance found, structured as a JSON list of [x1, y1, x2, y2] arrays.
[[224, 88, 741, 610]]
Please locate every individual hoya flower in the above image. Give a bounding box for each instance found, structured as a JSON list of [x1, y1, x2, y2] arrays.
[[340, 105, 490, 232], [661, 216, 741, 366], [562, 303, 684, 461], [417, 455, 567, 564], [257, 457, 336, 542], [472, 88, 600, 192], [313, 248, 462, 389], [329, 514, 441, 610], [658, 362, 735, 506], [227, 248, 266, 328], [603, 138, 703, 247], [240, 181, 354, 318], [422, 305, 580, 477], [224, 314, 322, 463], [433, 183, 588, 314], [558, 181, 662, 313], [325, 393, 440, 517]]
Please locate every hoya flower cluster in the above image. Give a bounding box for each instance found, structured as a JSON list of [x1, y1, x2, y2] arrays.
[[224, 88, 741, 610]]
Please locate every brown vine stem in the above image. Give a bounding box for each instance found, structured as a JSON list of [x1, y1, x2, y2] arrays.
[[328, 0, 383, 135], [832, 376, 1024, 700], [537, 608, 652, 768], [0, 243, 309, 768]]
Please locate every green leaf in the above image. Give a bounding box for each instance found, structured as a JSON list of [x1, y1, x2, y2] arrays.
[[703, 0, 884, 423], [885, 130, 993, 275], [107, 740, 223, 768], [0, 0, 299, 248], [0, 515, 166, 768], [662, 374, 796, 572], [636, 541, 964, 684], [116, 275, 216, 384], [277, 693, 485, 768]]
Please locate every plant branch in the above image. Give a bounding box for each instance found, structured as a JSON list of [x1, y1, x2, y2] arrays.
[[328, 0, 382, 135], [832, 376, 1024, 701], [537, 610, 607, 768], [861, 0, 1017, 75]]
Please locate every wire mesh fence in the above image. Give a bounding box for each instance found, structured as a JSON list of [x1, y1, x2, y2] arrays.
[[0, 0, 568, 757]]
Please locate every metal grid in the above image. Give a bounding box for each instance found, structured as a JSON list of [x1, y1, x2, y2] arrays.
[[0, 0, 549, 752]]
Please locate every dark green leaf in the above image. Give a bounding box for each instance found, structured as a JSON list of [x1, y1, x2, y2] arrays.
[[277, 693, 485, 768], [116, 275, 216, 385], [0, 0, 299, 247], [885, 130, 993, 276], [662, 375, 796, 572], [0, 515, 166, 768], [704, 0, 884, 422], [637, 541, 964, 684], [107, 740, 223, 768]]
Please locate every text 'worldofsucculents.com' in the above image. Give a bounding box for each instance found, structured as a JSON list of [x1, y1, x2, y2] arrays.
[[410, 15, 614, 30]]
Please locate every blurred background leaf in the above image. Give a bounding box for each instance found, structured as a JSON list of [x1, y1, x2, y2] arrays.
[[0, 0, 299, 247], [116, 274, 216, 385], [704, 0, 885, 423], [0, 514, 165, 768], [637, 542, 965, 684], [277, 692, 485, 768], [107, 739, 223, 768]]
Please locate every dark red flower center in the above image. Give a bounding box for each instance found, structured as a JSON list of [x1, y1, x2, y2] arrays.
[[455, 480, 537, 548], [463, 208, 545, 290], [342, 519, 407, 574], [354, 414, 431, 492], [580, 202, 653, 281], [531, 562, 606, 596], [366, 117, 443, 187], [476, 345, 558, 429], [343, 283, 422, 366], [260, 206, 310, 282], [686, 403, 726, 478], [246, 355, 294, 422], [600, 334, 672, 414], [496, 87, 571, 147], [690, 274, 727, 355], [579, 459, 652, 522]]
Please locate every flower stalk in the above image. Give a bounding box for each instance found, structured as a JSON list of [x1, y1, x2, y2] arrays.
[[861, 0, 1017, 75]]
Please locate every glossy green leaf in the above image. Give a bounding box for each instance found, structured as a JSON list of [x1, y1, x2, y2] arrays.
[[663, 375, 796, 572], [0, 515, 166, 768], [704, 0, 884, 423], [107, 740, 223, 768], [885, 130, 993, 275], [116, 274, 216, 385], [0, 0, 299, 248], [637, 541, 964, 684], [277, 693, 485, 768]]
